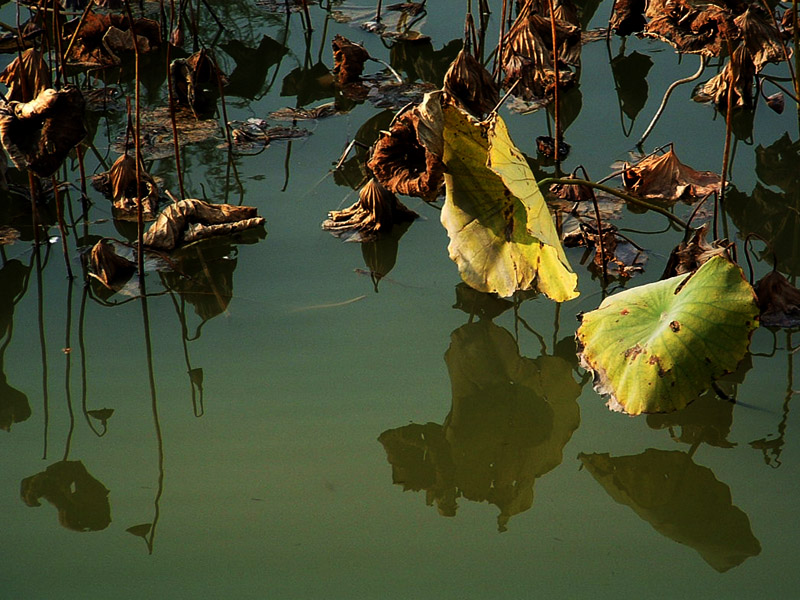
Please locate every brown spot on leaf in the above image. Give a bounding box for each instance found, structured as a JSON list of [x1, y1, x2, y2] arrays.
[[621, 308, 630, 315], [670, 320, 680, 332], [624, 344, 644, 360]]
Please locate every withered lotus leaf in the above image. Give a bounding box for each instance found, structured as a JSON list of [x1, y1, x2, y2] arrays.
[[754, 270, 800, 328], [735, 5, 786, 72], [610, 0, 646, 36], [622, 146, 721, 202], [142, 199, 264, 251], [443, 48, 499, 118], [661, 224, 732, 278], [331, 34, 371, 85], [693, 45, 755, 108], [0, 86, 86, 177], [170, 50, 228, 117], [0, 48, 51, 102], [644, 0, 736, 56], [92, 154, 159, 220], [88, 239, 137, 291], [322, 178, 418, 241], [65, 10, 160, 66], [367, 96, 445, 201]]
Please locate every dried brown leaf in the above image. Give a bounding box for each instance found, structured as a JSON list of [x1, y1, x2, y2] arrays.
[[754, 270, 800, 328], [89, 239, 136, 290], [142, 199, 264, 251], [622, 147, 721, 202], [693, 45, 756, 108], [644, 0, 736, 56], [443, 49, 499, 118], [332, 35, 371, 85], [322, 178, 418, 241], [0, 48, 51, 102], [0, 86, 86, 177], [661, 224, 732, 278]]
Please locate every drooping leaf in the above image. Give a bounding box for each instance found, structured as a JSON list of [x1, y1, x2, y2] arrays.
[[443, 48, 499, 118], [754, 270, 800, 328], [88, 239, 136, 291], [579, 449, 761, 572], [0, 48, 51, 102], [441, 103, 578, 300], [331, 35, 371, 85], [660, 223, 732, 278], [577, 255, 759, 415]]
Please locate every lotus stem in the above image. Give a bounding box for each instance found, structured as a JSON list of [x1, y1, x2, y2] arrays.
[[166, 0, 186, 198], [538, 177, 689, 228], [636, 54, 706, 149], [546, 0, 560, 166], [52, 175, 74, 279]]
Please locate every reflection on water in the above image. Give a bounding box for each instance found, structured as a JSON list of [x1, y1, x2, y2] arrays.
[[380, 314, 581, 531], [579, 449, 761, 573], [0, 258, 31, 432], [21, 460, 111, 532]]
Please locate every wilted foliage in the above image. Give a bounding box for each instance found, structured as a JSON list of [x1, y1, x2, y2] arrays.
[[443, 48, 499, 118], [0, 48, 51, 102], [0, 86, 86, 177], [332, 35, 371, 85], [64, 10, 160, 66], [622, 146, 721, 202], [170, 50, 228, 118]]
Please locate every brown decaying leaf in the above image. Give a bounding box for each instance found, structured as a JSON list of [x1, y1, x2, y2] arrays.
[[142, 199, 264, 251], [88, 239, 137, 290], [367, 99, 445, 201], [660, 224, 732, 278], [610, 0, 646, 36], [170, 50, 228, 117], [0, 48, 51, 103], [443, 49, 499, 118], [754, 270, 800, 328], [65, 10, 160, 66], [693, 45, 756, 109], [0, 226, 21, 245], [622, 146, 721, 202], [644, 0, 736, 56], [0, 86, 86, 177], [92, 154, 159, 220], [563, 221, 646, 279], [735, 5, 786, 72], [332, 35, 371, 85], [322, 178, 418, 241], [500, 2, 579, 100]]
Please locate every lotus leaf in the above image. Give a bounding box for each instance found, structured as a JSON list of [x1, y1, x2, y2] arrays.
[[577, 255, 758, 415], [441, 104, 578, 300]]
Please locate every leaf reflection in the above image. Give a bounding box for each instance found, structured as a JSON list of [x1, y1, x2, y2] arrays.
[[21, 461, 111, 532], [579, 449, 761, 572], [379, 318, 581, 531]]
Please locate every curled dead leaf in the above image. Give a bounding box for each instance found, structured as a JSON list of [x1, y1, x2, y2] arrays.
[[754, 270, 800, 328], [622, 146, 721, 202], [367, 93, 445, 201], [610, 0, 646, 36], [170, 49, 228, 118], [644, 0, 736, 56], [91, 154, 159, 220], [443, 48, 499, 118], [322, 177, 418, 241], [735, 5, 786, 72], [64, 10, 160, 66], [332, 35, 371, 85], [88, 239, 136, 291], [0, 86, 86, 177], [661, 224, 732, 278], [0, 48, 51, 103], [693, 45, 755, 109], [142, 199, 265, 252]]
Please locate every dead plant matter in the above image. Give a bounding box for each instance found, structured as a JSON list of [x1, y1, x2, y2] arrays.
[[443, 48, 499, 118], [332, 35, 371, 85], [754, 270, 800, 328], [88, 238, 137, 291], [322, 178, 418, 241], [170, 50, 228, 118], [661, 224, 732, 278], [693, 45, 756, 108], [0, 86, 86, 178], [143, 199, 265, 252], [622, 146, 721, 202], [91, 154, 159, 220], [367, 95, 445, 201], [0, 48, 51, 103], [64, 10, 161, 66], [643, 0, 737, 56]]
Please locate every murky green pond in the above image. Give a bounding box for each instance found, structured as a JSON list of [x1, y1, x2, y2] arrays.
[[2, 0, 799, 598]]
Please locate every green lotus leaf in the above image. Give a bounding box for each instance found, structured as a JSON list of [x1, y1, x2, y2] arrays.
[[577, 255, 759, 415], [441, 104, 578, 301]]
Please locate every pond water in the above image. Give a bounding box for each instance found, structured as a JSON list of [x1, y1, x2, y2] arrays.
[[1, 0, 799, 598]]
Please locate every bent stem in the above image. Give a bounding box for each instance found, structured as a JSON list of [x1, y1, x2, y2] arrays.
[[538, 177, 689, 228], [636, 54, 706, 149]]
